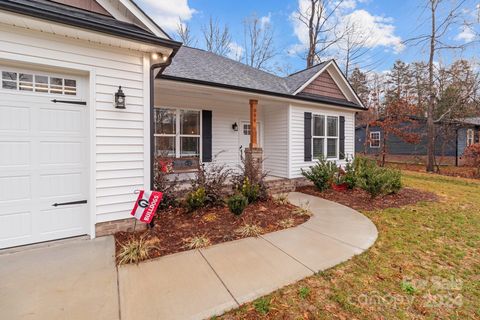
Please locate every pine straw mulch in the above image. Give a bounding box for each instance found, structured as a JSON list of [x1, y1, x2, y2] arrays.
[[297, 186, 438, 212], [114, 199, 310, 264]]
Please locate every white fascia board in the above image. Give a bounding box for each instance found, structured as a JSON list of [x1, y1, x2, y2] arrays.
[[119, 0, 169, 38]]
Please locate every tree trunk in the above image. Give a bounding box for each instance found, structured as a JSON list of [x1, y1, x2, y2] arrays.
[[426, 1, 436, 172]]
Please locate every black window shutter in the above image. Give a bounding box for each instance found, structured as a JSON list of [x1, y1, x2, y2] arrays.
[[339, 116, 345, 160], [202, 110, 212, 162], [304, 112, 312, 161]]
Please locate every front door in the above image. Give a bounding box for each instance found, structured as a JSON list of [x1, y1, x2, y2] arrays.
[[240, 121, 261, 154], [0, 67, 89, 249]]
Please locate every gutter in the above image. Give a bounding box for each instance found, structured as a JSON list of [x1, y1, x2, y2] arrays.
[[158, 75, 367, 111]]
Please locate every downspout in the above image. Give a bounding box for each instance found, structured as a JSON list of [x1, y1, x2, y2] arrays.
[[149, 49, 180, 190]]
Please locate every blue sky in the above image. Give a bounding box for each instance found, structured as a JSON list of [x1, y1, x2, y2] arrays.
[[137, 0, 480, 75]]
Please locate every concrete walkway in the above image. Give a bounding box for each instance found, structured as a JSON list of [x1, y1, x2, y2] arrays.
[[0, 192, 377, 320]]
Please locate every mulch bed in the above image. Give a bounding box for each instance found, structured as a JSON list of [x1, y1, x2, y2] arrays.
[[297, 186, 438, 211], [114, 199, 309, 263]]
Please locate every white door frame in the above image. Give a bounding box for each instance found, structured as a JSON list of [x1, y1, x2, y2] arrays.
[[238, 120, 263, 151], [0, 56, 97, 240]]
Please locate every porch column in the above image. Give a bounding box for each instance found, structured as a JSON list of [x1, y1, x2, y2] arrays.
[[246, 99, 263, 172], [249, 99, 258, 149]]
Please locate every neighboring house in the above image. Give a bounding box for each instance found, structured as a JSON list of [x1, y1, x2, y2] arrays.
[[355, 117, 480, 166], [0, 0, 366, 249]]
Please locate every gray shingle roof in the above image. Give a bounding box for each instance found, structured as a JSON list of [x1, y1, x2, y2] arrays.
[[162, 46, 329, 95]]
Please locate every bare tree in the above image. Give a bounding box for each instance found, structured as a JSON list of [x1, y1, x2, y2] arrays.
[[295, 0, 346, 67], [336, 18, 372, 78], [241, 14, 276, 70], [201, 16, 232, 56], [406, 0, 469, 172], [176, 19, 197, 47]]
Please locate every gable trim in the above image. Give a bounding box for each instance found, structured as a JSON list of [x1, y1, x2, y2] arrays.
[[293, 60, 366, 109], [96, 0, 170, 39], [293, 61, 332, 95]]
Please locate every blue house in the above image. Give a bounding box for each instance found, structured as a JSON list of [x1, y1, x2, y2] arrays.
[[355, 117, 480, 166]]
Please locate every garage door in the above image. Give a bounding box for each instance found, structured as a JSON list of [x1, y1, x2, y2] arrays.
[[0, 67, 89, 249]]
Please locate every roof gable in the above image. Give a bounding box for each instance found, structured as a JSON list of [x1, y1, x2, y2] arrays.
[[301, 70, 347, 101], [50, 0, 110, 16], [293, 61, 365, 108], [93, 0, 170, 38]]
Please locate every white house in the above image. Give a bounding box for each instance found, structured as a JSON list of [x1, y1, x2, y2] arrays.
[[0, 0, 366, 249]]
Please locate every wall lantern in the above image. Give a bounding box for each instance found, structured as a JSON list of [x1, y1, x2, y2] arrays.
[[115, 86, 126, 109], [232, 122, 238, 131]]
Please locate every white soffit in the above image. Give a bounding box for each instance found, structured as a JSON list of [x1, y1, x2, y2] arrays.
[[0, 11, 172, 54]]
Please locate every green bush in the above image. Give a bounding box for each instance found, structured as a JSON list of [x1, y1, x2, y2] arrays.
[[301, 157, 338, 191], [227, 194, 248, 215], [185, 187, 206, 212], [241, 177, 260, 203], [356, 164, 402, 198], [343, 158, 357, 189]]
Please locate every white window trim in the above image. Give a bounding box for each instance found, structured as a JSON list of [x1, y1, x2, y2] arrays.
[[467, 129, 474, 147], [311, 114, 339, 160], [370, 131, 381, 148], [0, 67, 79, 97], [154, 106, 203, 160]]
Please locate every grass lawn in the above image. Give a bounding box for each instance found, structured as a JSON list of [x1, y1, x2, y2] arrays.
[[219, 171, 480, 319]]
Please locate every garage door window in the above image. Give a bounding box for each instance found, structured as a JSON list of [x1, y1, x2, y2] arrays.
[[1, 70, 77, 96]]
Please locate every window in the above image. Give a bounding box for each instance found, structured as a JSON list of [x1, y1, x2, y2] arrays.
[[154, 107, 201, 171], [1, 70, 77, 95], [467, 129, 474, 147], [243, 123, 251, 135], [312, 115, 339, 159], [370, 131, 381, 148]]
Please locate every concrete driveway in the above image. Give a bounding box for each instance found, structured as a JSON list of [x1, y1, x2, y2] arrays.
[[0, 192, 377, 320], [0, 236, 119, 320]]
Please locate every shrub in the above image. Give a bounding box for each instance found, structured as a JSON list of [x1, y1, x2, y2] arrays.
[[232, 151, 268, 201], [153, 156, 180, 209], [273, 193, 289, 205], [253, 297, 271, 315], [235, 223, 263, 237], [301, 156, 338, 191], [343, 158, 357, 189], [185, 187, 206, 212], [241, 177, 260, 203], [227, 194, 248, 215], [117, 236, 158, 265], [190, 159, 232, 206], [463, 143, 480, 176], [356, 164, 402, 198], [183, 234, 211, 249]]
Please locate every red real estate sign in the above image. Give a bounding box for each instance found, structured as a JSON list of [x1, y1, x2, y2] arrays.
[[130, 190, 163, 223]]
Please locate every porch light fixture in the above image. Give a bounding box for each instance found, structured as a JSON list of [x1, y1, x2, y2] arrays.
[[232, 122, 238, 131], [115, 86, 126, 109]]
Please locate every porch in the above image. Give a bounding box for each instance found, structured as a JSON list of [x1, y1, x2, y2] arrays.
[[154, 79, 290, 178]]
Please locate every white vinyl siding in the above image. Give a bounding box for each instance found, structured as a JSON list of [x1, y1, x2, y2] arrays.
[[156, 87, 290, 178], [263, 105, 289, 177], [0, 24, 150, 224], [289, 104, 355, 178]]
